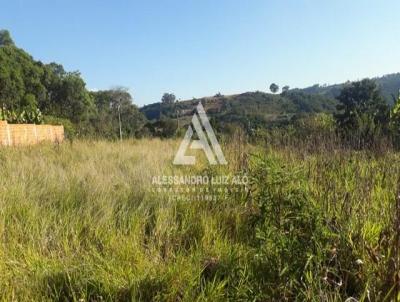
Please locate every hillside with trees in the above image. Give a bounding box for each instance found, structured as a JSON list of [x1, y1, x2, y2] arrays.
[[0, 30, 146, 138], [140, 76, 400, 140], [299, 73, 400, 105], [141, 91, 338, 133]]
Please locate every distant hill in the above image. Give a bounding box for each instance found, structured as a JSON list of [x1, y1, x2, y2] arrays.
[[140, 73, 400, 130], [298, 73, 400, 105], [140, 91, 338, 129]]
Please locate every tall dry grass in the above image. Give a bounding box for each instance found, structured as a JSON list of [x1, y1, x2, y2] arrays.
[[0, 138, 398, 301]]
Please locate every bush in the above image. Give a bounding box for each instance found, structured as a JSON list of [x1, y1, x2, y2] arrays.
[[43, 115, 76, 138], [143, 119, 178, 138], [247, 154, 334, 300]]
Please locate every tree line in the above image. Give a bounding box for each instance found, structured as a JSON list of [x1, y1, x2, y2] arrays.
[[0, 30, 146, 138]]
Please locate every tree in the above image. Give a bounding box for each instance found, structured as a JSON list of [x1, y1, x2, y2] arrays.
[[269, 83, 279, 94], [282, 85, 290, 93], [51, 72, 93, 123], [91, 89, 146, 138], [0, 29, 146, 137], [0, 30, 14, 46], [335, 79, 390, 146], [161, 93, 176, 104], [0, 41, 46, 119]]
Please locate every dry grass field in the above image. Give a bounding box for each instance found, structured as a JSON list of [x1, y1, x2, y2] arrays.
[[0, 139, 399, 301]]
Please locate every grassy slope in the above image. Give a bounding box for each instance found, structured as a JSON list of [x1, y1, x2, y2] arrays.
[[0, 140, 399, 300]]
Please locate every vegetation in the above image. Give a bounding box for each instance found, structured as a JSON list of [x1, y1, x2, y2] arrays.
[[282, 85, 290, 93], [161, 93, 177, 104], [141, 90, 338, 132], [390, 93, 400, 148], [141, 79, 400, 151], [2, 29, 400, 142], [89, 89, 146, 139], [269, 83, 279, 94], [1, 29, 400, 301], [0, 29, 14, 46], [335, 79, 390, 148], [0, 139, 399, 301], [0, 30, 146, 138], [299, 73, 400, 105]]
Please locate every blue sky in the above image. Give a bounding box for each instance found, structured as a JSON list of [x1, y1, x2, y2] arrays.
[[1, 0, 400, 106]]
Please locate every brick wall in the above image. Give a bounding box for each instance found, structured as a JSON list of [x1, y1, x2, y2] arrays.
[[0, 121, 64, 146]]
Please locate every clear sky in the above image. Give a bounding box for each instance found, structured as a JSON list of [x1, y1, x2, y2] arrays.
[[1, 0, 400, 106]]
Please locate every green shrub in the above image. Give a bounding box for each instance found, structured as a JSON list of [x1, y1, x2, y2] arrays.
[[247, 154, 334, 300], [43, 115, 76, 138]]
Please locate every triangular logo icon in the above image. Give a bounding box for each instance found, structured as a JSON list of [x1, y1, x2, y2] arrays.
[[173, 102, 227, 165]]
